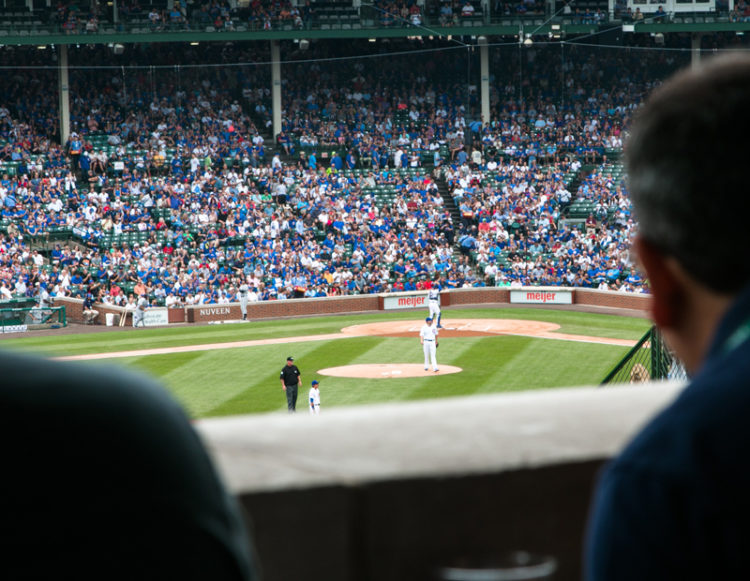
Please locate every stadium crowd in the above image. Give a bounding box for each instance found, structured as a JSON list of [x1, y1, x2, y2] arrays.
[[0, 39, 702, 310], [40, 0, 536, 33]]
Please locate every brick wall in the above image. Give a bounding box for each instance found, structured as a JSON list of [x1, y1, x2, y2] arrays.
[[55, 288, 650, 326]]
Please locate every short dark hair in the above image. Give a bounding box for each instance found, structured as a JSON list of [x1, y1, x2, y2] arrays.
[[627, 54, 750, 293]]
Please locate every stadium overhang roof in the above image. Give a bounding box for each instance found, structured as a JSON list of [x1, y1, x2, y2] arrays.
[[4, 20, 750, 47]]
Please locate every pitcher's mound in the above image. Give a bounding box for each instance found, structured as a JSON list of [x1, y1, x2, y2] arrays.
[[318, 363, 462, 378]]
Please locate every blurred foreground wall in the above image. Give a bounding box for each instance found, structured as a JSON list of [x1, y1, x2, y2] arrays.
[[198, 382, 682, 581]]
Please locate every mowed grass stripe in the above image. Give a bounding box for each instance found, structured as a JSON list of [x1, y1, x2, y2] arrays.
[[0, 319, 346, 357], [481, 338, 631, 392], [456, 336, 536, 395], [125, 350, 205, 379], [159, 348, 260, 417], [348, 337, 421, 366], [207, 336, 385, 416], [331, 376, 424, 407]]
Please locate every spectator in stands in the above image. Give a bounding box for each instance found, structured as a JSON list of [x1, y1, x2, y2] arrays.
[[148, 7, 163, 30], [0, 281, 12, 300], [84, 15, 99, 33], [461, 1, 476, 17], [2, 348, 258, 579], [439, 2, 453, 25], [82, 291, 99, 324], [170, 5, 190, 28], [586, 55, 750, 581]]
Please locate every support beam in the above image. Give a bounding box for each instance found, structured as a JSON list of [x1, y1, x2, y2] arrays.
[[58, 45, 71, 147], [271, 40, 282, 141], [691, 33, 702, 69], [479, 40, 490, 128]]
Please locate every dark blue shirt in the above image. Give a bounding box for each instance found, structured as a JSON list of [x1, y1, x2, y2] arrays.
[[586, 282, 750, 580]]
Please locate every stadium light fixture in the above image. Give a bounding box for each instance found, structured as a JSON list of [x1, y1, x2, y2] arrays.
[[190, 42, 199, 46], [368, 38, 376, 42], [37, 45, 47, 50]]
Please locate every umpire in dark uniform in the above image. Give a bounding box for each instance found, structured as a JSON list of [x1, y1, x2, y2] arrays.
[[279, 356, 302, 413]]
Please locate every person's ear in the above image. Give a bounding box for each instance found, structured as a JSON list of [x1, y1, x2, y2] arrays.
[[633, 236, 685, 330]]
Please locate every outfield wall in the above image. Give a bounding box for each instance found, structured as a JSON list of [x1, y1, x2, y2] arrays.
[[57, 287, 650, 326], [199, 382, 683, 581]]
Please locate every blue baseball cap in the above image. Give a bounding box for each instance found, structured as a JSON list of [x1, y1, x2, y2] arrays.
[[312, 380, 319, 386], [426, 317, 433, 322]]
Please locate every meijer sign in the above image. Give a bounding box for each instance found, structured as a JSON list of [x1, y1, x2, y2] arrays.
[[384, 295, 427, 310], [511, 290, 572, 305]]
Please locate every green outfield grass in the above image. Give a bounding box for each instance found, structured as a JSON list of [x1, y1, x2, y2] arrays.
[[0, 307, 650, 418]]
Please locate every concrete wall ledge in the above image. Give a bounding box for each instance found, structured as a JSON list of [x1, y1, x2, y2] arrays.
[[198, 382, 685, 494], [197, 383, 685, 581]]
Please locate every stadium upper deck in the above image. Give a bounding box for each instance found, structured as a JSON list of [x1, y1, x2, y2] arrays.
[[0, 0, 745, 45]]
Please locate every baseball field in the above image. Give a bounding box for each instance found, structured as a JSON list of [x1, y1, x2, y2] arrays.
[[0, 306, 650, 418]]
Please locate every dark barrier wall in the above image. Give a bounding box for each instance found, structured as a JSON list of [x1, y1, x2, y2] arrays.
[[200, 383, 683, 581], [239, 461, 604, 581]]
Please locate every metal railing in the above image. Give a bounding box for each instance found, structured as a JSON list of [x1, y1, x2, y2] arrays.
[[0, 305, 67, 331]]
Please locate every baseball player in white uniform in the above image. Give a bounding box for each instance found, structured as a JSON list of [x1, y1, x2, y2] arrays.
[[420, 316, 440, 372], [309, 380, 321, 416], [238, 281, 249, 320], [35, 282, 52, 323], [133, 294, 148, 328], [37, 283, 51, 309], [427, 284, 442, 328]]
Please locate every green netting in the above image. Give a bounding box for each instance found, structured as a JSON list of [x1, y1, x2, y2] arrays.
[[601, 327, 687, 385]]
